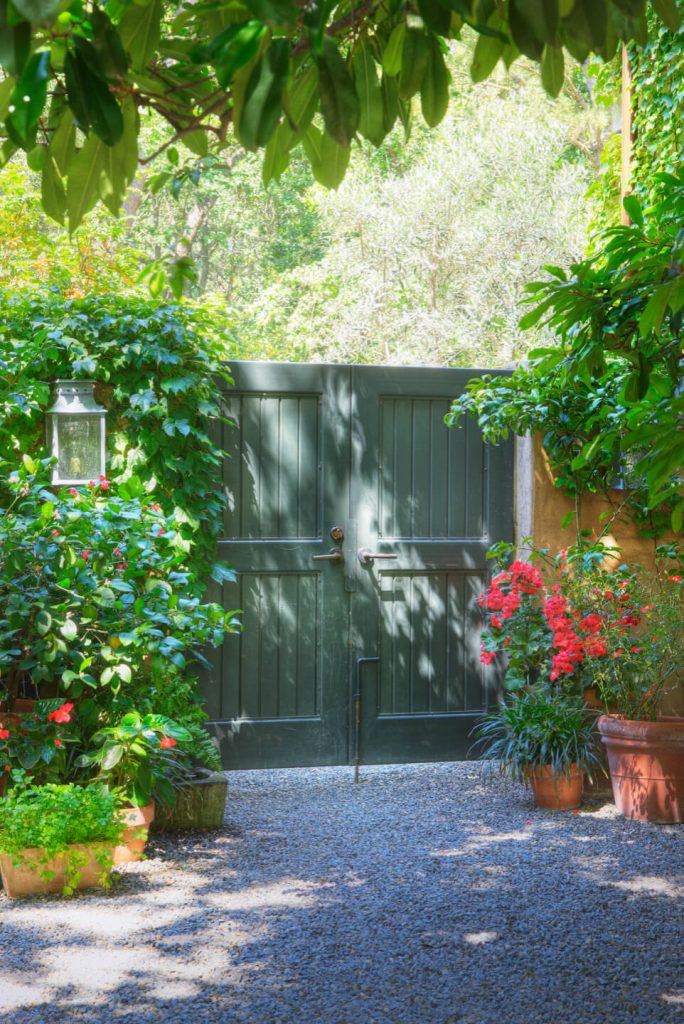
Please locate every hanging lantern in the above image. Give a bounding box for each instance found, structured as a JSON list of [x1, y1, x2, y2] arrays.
[[47, 381, 107, 486]]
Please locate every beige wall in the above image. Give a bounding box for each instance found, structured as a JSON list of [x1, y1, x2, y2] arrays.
[[524, 435, 682, 714]]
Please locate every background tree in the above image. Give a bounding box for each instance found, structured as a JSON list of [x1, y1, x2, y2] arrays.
[[0, 0, 677, 233]]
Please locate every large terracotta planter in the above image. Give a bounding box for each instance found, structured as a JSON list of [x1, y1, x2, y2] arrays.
[[598, 715, 684, 823], [152, 770, 228, 832], [112, 802, 155, 865], [0, 843, 114, 898], [527, 764, 583, 810]]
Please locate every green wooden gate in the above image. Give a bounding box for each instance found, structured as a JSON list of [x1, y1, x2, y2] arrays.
[[202, 362, 513, 769]]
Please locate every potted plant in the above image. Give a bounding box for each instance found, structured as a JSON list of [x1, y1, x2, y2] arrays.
[[0, 783, 125, 898], [77, 711, 192, 863], [578, 549, 684, 824], [473, 685, 600, 810]]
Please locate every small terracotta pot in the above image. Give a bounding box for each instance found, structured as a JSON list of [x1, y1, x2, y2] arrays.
[[527, 764, 583, 810], [598, 715, 684, 824], [0, 843, 114, 899], [113, 802, 155, 865]]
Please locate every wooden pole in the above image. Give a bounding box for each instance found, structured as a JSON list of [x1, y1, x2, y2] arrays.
[[621, 43, 633, 224]]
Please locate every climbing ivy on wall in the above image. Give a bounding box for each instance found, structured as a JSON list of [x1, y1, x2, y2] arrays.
[[629, 1, 684, 200], [0, 293, 234, 582]]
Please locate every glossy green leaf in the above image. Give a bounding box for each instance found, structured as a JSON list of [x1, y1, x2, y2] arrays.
[[382, 23, 405, 76], [11, 0, 59, 23], [66, 134, 105, 233], [541, 44, 564, 96], [49, 108, 75, 175], [5, 49, 50, 148], [399, 29, 429, 101], [316, 37, 359, 148], [421, 36, 450, 128], [237, 38, 289, 150], [302, 122, 351, 189], [471, 29, 505, 82], [352, 42, 385, 146], [41, 153, 65, 225], [119, 0, 162, 68]]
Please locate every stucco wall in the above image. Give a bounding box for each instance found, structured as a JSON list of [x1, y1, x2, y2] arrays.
[[519, 435, 682, 714]]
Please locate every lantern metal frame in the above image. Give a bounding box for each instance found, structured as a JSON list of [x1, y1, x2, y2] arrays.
[[46, 380, 107, 486]]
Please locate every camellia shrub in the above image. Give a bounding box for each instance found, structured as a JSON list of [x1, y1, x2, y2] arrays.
[[0, 461, 240, 733]]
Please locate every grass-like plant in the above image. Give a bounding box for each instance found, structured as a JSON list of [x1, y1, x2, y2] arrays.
[[472, 686, 601, 784]]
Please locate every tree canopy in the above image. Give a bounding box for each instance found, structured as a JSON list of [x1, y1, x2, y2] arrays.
[[0, 0, 679, 230]]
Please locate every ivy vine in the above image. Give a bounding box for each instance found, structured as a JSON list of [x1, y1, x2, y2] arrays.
[[0, 292, 234, 582]]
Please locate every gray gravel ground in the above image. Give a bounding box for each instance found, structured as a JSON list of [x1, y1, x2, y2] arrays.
[[1, 762, 683, 1024]]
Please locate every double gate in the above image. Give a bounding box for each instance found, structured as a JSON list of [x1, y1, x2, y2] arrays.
[[202, 362, 514, 769]]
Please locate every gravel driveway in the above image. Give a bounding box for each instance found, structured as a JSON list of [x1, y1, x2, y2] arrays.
[[1, 762, 683, 1024]]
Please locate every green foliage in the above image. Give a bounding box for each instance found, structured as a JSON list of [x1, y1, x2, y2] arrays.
[[449, 172, 684, 532], [0, 0, 677, 227], [0, 470, 239, 710], [76, 710, 192, 807], [472, 685, 600, 783], [0, 291, 233, 576], [144, 675, 223, 772], [0, 782, 124, 894], [0, 699, 78, 782], [629, 2, 684, 202]]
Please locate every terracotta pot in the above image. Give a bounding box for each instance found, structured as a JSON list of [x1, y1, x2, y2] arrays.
[[0, 843, 114, 899], [527, 764, 583, 810], [598, 715, 684, 824], [113, 802, 155, 865]]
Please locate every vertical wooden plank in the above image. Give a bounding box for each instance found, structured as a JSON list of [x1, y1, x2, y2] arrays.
[[298, 397, 320, 538], [465, 573, 487, 711], [465, 418, 485, 538], [295, 574, 319, 715], [411, 401, 431, 537], [447, 411, 466, 537], [277, 574, 297, 717], [394, 400, 413, 537], [428, 573, 448, 713], [257, 575, 279, 717], [429, 401, 449, 538]]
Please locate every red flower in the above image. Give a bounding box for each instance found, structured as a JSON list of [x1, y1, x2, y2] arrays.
[[630, 646, 643, 654], [99, 475, 110, 491], [160, 736, 177, 749], [68, 488, 78, 497], [0, 729, 10, 740], [51, 529, 60, 537], [669, 575, 682, 583], [82, 549, 90, 561], [88, 480, 96, 488], [149, 502, 162, 513], [48, 702, 74, 724], [113, 547, 123, 557], [54, 738, 63, 747], [3, 765, 10, 772], [157, 527, 165, 537], [116, 562, 128, 570]]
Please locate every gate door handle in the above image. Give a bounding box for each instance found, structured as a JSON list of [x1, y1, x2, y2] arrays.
[[357, 547, 399, 565], [312, 548, 344, 562]]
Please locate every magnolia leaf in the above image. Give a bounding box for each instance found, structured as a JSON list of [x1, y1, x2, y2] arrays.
[[119, 0, 162, 68], [316, 37, 359, 148], [541, 44, 564, 97], [398, 29, 429, 101], [66, 133, 105, 233], [41, 153, 66, 225], [421, 36, 450, 128], [382, 23, 405, 76], [352, 42, 385, 146], [6, 50, 50, 148], [237, 38, 289, 150]]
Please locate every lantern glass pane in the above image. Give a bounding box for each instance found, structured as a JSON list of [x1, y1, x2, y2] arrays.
[[56, 415, 101, 482]]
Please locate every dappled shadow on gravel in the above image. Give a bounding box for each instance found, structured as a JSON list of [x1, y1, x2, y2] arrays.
[[1, 763, 682, 1024]]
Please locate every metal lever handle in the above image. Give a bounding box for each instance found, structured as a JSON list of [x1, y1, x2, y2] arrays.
[[357, 547, 399, 565], [312, 548, 344, 562]]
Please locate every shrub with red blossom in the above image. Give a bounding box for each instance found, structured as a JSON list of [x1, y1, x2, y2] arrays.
[[479, 541, 683, 719]]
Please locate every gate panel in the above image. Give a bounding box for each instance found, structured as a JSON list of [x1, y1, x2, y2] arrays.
[[351, 366, 513, 765], [211, 363, 351, 769]]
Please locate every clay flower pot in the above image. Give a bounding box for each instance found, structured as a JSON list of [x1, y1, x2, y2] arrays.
[[112, 802, 155, 865], [0, 843, 114, 899], [598, 715, 684, 824], [527, 764, 583, 810]]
